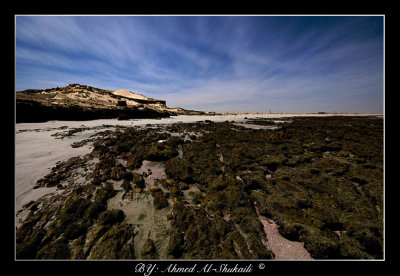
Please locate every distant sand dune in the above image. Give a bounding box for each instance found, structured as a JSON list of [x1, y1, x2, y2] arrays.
[[112, 89, 149, 100]]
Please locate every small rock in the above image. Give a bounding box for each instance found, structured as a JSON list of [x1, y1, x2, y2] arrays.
[[111, 164, 126, 180], [153, 190, 169, 209], [150, 185, 160, 191], [179, 182, 189, 190], [141, 239, 156, 259], [127, 154, 142, 169], [132, 173, 145, 188], [163, 179, 175, 188]]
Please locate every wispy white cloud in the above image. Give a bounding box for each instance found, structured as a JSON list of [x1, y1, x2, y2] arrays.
[[16, 15, 384, 113]]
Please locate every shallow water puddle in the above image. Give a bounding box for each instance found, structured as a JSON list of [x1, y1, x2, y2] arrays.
[[232, 123, 280, 130], [134, 160, 167, 186]]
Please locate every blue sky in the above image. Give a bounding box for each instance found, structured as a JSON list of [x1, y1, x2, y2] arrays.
[[15, 16, 384, 113]]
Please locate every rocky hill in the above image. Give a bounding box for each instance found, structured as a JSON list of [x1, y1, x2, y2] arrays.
[[16, 84, 208, 123]]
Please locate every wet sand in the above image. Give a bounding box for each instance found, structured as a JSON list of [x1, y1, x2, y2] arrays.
[[258, 215, 313, 260], [107, 160, 172, 259]]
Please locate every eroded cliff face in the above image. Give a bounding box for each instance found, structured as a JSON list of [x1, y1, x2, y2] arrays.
[[16, 84, 206, 123]]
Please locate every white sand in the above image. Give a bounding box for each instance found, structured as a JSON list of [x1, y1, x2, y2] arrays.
[[16, 113, 381, 131], [15, 128, 95, 213]]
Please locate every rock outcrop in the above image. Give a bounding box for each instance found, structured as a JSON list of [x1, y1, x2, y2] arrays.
[[16, 83, 206, 123]]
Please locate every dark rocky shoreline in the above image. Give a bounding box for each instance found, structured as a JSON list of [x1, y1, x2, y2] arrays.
[[16, 116, 383, 259], [16, 99, 173, 123]]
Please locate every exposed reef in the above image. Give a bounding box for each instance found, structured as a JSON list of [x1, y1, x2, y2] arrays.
[[16, 116, 383, 259]]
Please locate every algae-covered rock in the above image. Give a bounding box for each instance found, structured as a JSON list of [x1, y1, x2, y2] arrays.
[[261, 154, 287, 171], [16, 228, 46, 259], [161, 179, 175, 188], [168, 229, 184, 258], [132, 172, 145, 188], [111, 163, 126, 180], [189, 191, 204, 205], [240, 171, 266, 190], [206, 191, 227, 215], [251, 190, 271, 217], [299, 226, 341, 259], [84, 224, 109, 256], [97, 210, 125, 226], [127, 154, 143, 169], [85, 199, 107, 219], [91, 177, 102, 186], [141, 239, 156, 259], [121, 179, 133, 192], [152, 189, 169, 209], [314, 158, 349, 176], [94, 182, 117, 203], [179, 182, 189, 190], [150, 185, 160, 191], [165, 157, 195, 183], [168, 201, 273, 259], [208, 175, 228, 191], [63, 220, 90, 240], [89, 224, 135, 259], [170, 184, 183, 198], [147, 143, 179, 161], [36, 238, 71, 259], [61, 196, 91, 219]]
